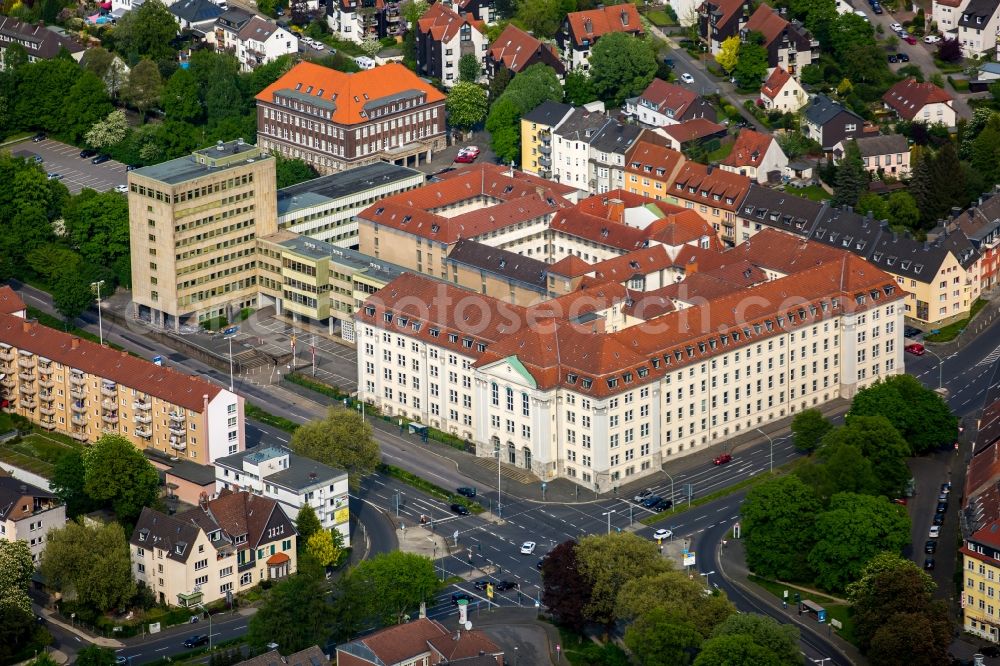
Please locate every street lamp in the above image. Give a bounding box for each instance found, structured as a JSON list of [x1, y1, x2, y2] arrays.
[[494, 445, 503, 518], [90, 280, 105, 346], [756, 428, 773, 473], [601, 510, 616, 534], [810, 659, 831, 666], [195, 603, 212, 653], [924, 347, 945, 390], [699, 570, 715, 590]]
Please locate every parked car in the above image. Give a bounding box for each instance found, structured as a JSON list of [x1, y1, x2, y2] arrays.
[[520, 541, 536, 555], [633, 488, 653, 503], [924, 557, 935, 570], [47, 172, 62, 180], [713, 453, 732, 465], [114, 184, 128, 193], [641, 495, 663, 508], [495, 580, 518, 591], [80, 148, 97, 158], [32, 132, 46, 142], [473, 580, 489, 591], [653, 498, 673, 512], [680, 72, 695, 84], [933, 513, 945, 526], [454, 151, 478, 164], [892, 497, 907, 505], [929, 525, 941, 538], [183, 635, 209, 648], [456, 487, 476, 498], [872, 5, 882, 13], [451, 592, 473, 605], [939, 492, 949, 502], [91, 154, 111, 164], [941, 482, 951, 494], [903, 35, 917, 45], [925, 540, 937, 554], [924, 34, 942, 43], [905, 343, 925, 356], [888, 54, 899, 63], [653, 528, 673, 540], [450, 503, 469, 515], [889, 22, 903, 32], [937, 501, 948, 513]]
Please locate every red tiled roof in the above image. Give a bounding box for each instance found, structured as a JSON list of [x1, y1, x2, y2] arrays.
[[336, 618, 447, 665], [418, 1, 484, 43], [637, 78, 698, 117], [565, 4, 643, 46], [760, 67, 792, 100], [645, 210, 721, 247], [722, 129, 775, 169], [528, 281, 630, 321], [589, 246, 673, 282], [0, 314, 222, 411], [882, 78, 953, 121], [0, 286, 26, 316], [669, 162, 751, 211], [661, 118, 727, 143], [734, 227, 846, 273], [181, 489, 289, 549], [266, 552, 290, 565], [969, 520, 1000, 551], [489, 23, 556, 73], [744, 3, 788, 46], [256, 61, 445, 126], [624, 140, 688, 181], [549, 254, 593, 277]]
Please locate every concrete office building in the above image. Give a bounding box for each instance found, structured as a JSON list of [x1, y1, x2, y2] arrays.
[[129, 140, 277, 330]]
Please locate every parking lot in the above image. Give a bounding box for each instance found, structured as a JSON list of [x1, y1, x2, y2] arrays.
[[10, 137, 128, 194]]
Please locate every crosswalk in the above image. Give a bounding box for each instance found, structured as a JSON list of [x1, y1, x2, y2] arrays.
[[977, 343, 1000, 367]]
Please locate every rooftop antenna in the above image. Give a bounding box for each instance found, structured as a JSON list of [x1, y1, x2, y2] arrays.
[[509, 160, 515, 178]]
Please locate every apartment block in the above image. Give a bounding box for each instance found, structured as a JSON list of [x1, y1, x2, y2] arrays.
[[128, 139, 277, 331], [276, 162, 424, 247], [327, 0, 402, 43], [214, 446, 350, 542], [0, 315, 244, 463], [255, 62, 447, 174], [520, 101, 573, 180], [356, 234, 904, 487], [558, 4, 644, 71], [131, 490, 296, 607], [416, 1, 487, 87], [0, 476, 66, 563]]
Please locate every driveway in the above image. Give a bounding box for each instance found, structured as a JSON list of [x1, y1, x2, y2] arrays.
[[10, 137, 129, 194]]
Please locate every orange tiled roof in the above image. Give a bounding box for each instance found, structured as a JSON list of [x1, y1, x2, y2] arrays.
[[0, 314, 223, 411], [489, 23, 556, 73], [637, 78, 698, 116], [565, 4, 643, 47], [702, 0, 746, 28], [645, 210, 722, 247], [744, 4, 788, 46], [0, 286, 25, 316], [669, 162, 751, 211], [549, 254, 593, 277], [882, 78, 953, 121], [624, 140, 688, 180], [661, 118, 727, 143], [255, 61, 445, 126], [722, 129, 775, 169], [760, 67, 792, 100], [418, 1, 484, 43]]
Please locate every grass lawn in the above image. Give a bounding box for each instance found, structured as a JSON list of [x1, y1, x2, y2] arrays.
[[0, 430, 83, 478], [645, 9, 677, 26], [748, 575, 857, 646], [0, 448, 54, 476], [925, 298, 989, 342], [0, 412, 14, 433], [791, 184, 830, 202], [706, 141, 734, 162]]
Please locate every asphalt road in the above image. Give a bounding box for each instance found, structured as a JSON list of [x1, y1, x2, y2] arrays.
[[10, 137, 129, 194]]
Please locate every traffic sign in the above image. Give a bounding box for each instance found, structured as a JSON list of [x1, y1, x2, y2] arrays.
[[486, 583, 494, 599]]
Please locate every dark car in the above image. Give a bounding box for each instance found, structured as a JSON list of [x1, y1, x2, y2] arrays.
[[888, 54, 899, 63], [933, 513, 945, 526], [873, 5, 883, 13], [941, 482, 952, 494], [473, 581, 489, 591], [456, 487, 476, 498], [32, 132, 46, 142], [451, 592, 473, 605], [903, 325, 922, 338], [653, 498, 673, 512], [898, 53, 910, 62], [925, 540, 937, 554], [937, 501, 948, 513], [633, 488, 654, 503], [450, 503, 470, 515], [536, 558, 544, 570], [183, 635, 209, 648], [495, 580, 518, 591], [924, 557, 935, 570], [126, 164, 137, 171], [91, 154, 111, 164], [641, 495, 663, 508], [80, 148, 97, 158]]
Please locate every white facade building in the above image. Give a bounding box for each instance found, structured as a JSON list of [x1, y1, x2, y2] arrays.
[[0, 477, 66, 563], [234, 17, 297, 72]]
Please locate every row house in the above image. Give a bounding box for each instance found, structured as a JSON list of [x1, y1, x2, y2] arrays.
[[255, 61, 447, 174], [327, 0, 402, 42], [760, 67, 808, 113], [934, 0, 973, 36], [623, 78, 718, 128], [355, 237, 904, 487], [943, 188, 1000, 292], [487, 24, 564, 80], [0, 17, 84, 66], [882, 78, 957, 129], [621, 139, 689, 201], [215, 446, 350, 542], [803, 94, 865, 151], [0, 315, 244, 463], [214, 8, 253, 53], [130, 490, 296, 607], [833, 134, 911, 178], [698, 0, 748, 55], [740, 4, 817, 78], [416, 2, 487, 87], [663, 162, 752, 243], [588, 121, 645, 194], [720, 128, 789, 184], [0, 476, 65, 563], [558, 4, 643, 71]]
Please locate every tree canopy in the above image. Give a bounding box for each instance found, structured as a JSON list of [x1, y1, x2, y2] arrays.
[[111, 0, 179, 66], [541, 540, 591, 632], [790, 409, 832, 453], [624, 606, 702, 666], [247, 564, 332, 654], [0, 540, 33, 614], [446, 81, 489, 130], [733, 32, 768, 90], [274, 155, 319, 189], [40, 519, 135, 612], [337, 551, 440, 626], [575, 532, 671, 627], [589, 33, 657, 108], [831, 140, 868, 207], [290, 408, 380, 491], [82, 434, 160, 523], [485, 64, 562, 164], [741, 475, 820, 581], [709, 613, 801, 665], [848, 375, 957, 454]]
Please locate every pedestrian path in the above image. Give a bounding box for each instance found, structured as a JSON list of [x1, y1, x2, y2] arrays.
[[977, 343, 1000, 367]]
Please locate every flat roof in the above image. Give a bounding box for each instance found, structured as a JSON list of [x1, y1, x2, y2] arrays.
[[215, 446, 346, 491], [133, 140, 269, 186], [277, 162, 424, 217], [263, 231, 412, 282], [145, 448, 217, 486]]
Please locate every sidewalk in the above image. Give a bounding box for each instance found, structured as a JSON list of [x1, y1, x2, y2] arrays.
[[719, 538, 866, 665], [38, 607, 124, 648], [467, 607, 562, 665]]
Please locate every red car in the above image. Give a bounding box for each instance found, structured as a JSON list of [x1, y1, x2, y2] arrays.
[[454, 152, 477, 163], [713, 453, 732, 465], [905, 343, 925, 356], [903, 35, 917, 45]]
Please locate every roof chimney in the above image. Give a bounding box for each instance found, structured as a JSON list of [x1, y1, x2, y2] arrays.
[[21, 320, 32, 334], [70, 337, 80, 349]]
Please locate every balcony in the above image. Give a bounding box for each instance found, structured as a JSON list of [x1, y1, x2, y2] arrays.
[[39, 391, 53, 402], [38, 363, 52, 375], [133, 398, 151, 411], [169, 425, 187, 437], [539, 144, 551, 155], [539, 156, 551, 167], [238, 560, 255, 573], [0, 347, 13, 362], [70, 373, 86, 387], [39, 406, 55, 416], [134, 413, 152, 424], [0, 376, 14, 389], [71, 430, 88, 442], [70, 387, 86, 400], [170, 438, 186, 451], [19, 384, 35, 395], [101, 383, 117, 398], [17, 356, 35, 369], [102, 412, 119, 425], [71, 401, 86, 413], [19, 397, 36, 409], [18, 371, 34, 382], [39, 418, 56, 430], [102, 398, 116, 410], [135, 426, 152, 439], [169, 411, 185, 422], [71, 414, 87, 426], [38, 378, 53, 388], [540, 132, 551, 144]]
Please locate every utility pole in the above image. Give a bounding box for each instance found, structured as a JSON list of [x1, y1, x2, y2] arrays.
[[90, 280, 105, 346], [602, 510, 616, 534]]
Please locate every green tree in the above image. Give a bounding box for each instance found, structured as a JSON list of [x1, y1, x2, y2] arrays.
[[693, 635, 782, 666], [458, 53, 481, 83], [741, 475, 820, 581], [614, 570, 735, 637], [0, 540, 33, 613], [821, 415, 911, 498], [82, 434, 161, 523], [75, 646, 117, 666], [488, 66, 512, 102], [808, 493, 910, 591], [589, 33, 657, 107], [847, 552, 936, 603], [971, 115, 1000, 188], [886, 190, 920, 231], [855, 192, 888, 221], [868, 609, 953, 666], [446, 81, 488, 130], [162, 68, 203, 123], [123, 60, 164, 123], [540, 540, 591, 632], [790, 408, 832, 453], [64, 72, 114, 144], [624, 607, 702, 666], [52, 272, 95, 324], [62, 189, 130, 283], [295, 504, 323, 545], [40, 520, 135, 612], [734, 33, 768, 89], [50, 449, 96, 518], [716, 35, 740, 74], [339, 551, 440, 625], [575, 532, 670, 627], [831, 140, 868, 207], [290, 408, 379, 491], [563, 70, 597, 106], [247, 565, 332, 654], [828, 12, 886, 83], [710, 613, 801, 665], [274, 155, 318, 188], [796, 440, 880, 499], [0, 605, 44, 665], [515, 0, 565, 37], [848, 375, 958, 454], [112, 0, 179, 64], [85, 110, 130, 150]]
